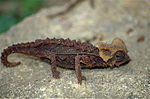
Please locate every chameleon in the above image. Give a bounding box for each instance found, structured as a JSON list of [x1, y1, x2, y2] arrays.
[[1, 38, 130, 84]]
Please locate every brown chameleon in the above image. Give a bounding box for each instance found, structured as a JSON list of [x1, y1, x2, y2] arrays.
[[1, 38, 130, 84]]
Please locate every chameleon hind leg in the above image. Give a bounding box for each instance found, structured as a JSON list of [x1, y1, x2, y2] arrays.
[[75, 55, 86, 84], [49, 54, 60, 79]]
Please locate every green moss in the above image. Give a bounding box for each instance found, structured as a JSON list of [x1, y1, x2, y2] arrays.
[[0, 14, 18, 34], [19, 0, 43, 18], [0, 0, 44, 34]]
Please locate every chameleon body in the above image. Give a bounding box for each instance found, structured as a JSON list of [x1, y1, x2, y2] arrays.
[[1, 38, 130, 84]]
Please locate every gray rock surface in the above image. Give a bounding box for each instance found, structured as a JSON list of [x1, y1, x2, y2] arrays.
[[0, 0, 150, 98]]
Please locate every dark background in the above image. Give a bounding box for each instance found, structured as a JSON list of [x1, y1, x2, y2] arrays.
[[0, 0, 70, 33]]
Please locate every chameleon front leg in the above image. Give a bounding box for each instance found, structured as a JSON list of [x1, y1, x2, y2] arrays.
[[75, 55, 86, 84], [49, 54, 60, 79]]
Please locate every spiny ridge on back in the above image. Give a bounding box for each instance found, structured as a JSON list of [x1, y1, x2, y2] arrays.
[[2, 38, 98, 54], [34, 38, 98, 53]]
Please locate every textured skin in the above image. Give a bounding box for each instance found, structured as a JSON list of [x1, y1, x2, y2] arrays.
[[0, 38, 130, 84], [1, 38, 104, 68]]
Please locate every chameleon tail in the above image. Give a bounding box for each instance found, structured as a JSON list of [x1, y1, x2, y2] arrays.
[[1, 43, 33, 67]]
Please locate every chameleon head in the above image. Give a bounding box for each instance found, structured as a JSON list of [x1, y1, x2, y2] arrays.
[[98, 38, 130, 67]]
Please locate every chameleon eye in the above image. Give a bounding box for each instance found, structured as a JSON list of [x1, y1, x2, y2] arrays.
[[115, 51, 125, 61]]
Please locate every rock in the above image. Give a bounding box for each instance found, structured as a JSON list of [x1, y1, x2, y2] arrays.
[[0, 0, 149, 98]]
